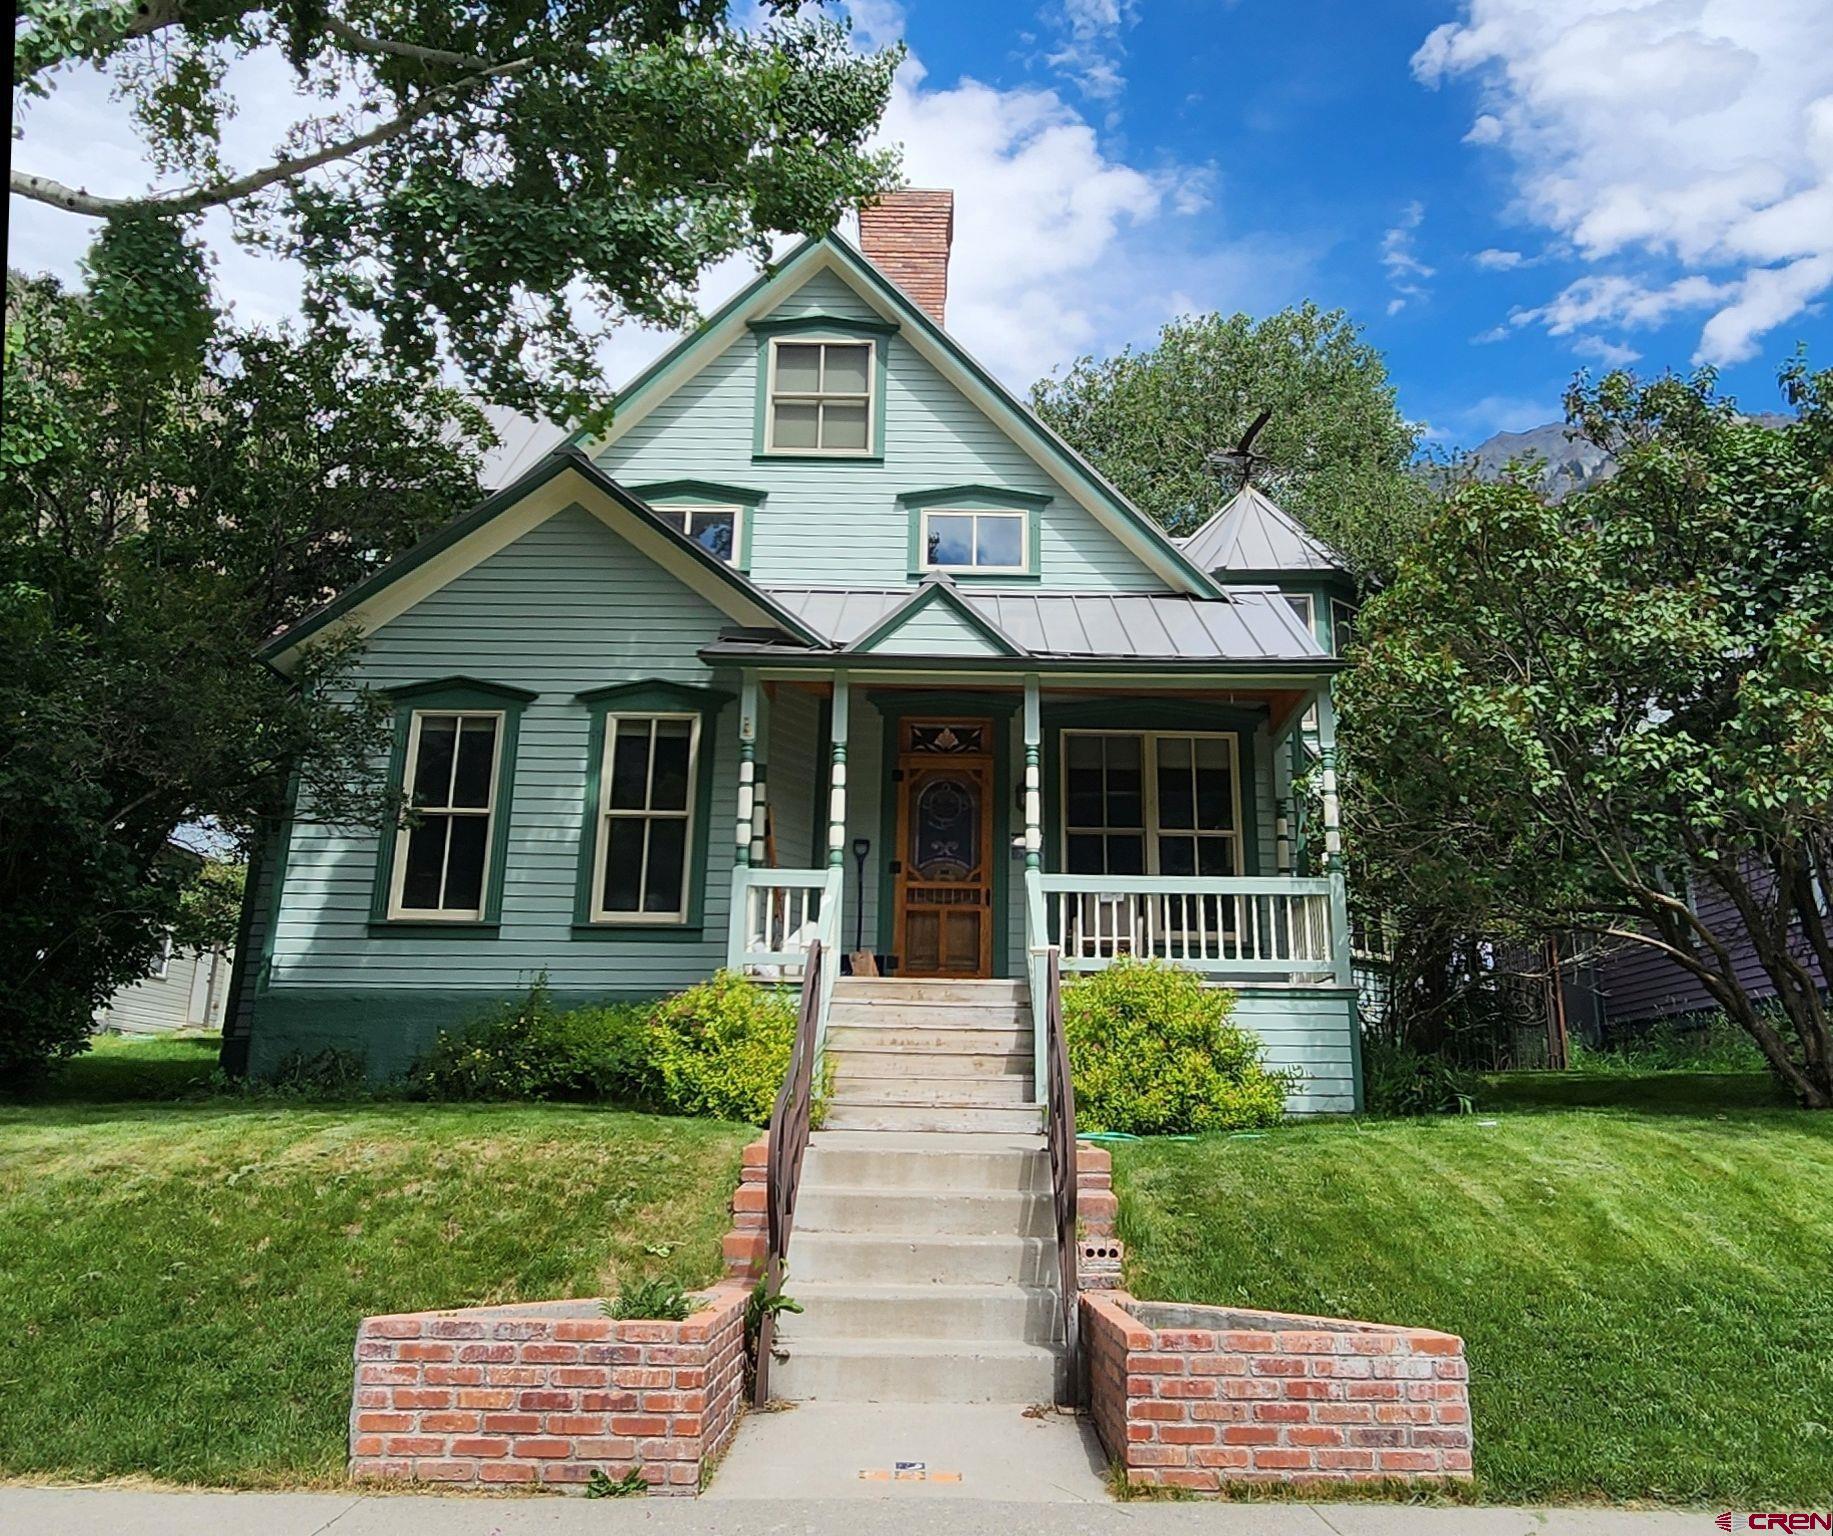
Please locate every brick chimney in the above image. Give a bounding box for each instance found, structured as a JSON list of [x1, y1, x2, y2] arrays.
[[857, 188, 955, 326]]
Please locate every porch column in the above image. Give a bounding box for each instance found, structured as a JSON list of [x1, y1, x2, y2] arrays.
[[735, 672, 760, 867], [1022, 674, 1042, 872], [827, 671, 850, 867], [1273, 710, 1294, 875], [1314, 685, 1354, 988]]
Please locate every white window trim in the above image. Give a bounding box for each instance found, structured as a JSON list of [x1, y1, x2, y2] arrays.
[[1059, 729, 1245, 876], [589, 711, 702, 925], [654, 503, 743, 567], [152, 931, 174, 980], [919, 507, 1030, 575], [1282, 590, 1316, 637], [763, 336, 878, 457], [387, 708, 505, 922]]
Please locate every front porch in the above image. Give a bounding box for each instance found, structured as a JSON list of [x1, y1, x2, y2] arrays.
[[718, 663, 1359, 1112]]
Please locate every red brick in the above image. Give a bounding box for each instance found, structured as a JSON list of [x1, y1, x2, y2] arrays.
[[398, 1342, 455, 1362], [1157, 1378, 1218, 1399], [381, 1436, 444, 1456], [1252, 1449, 1313, 1471], [553, 1320, 614, 1343], [1221, 1425, 1280, 1446], [457, 1344, 516, 1363], [1160, 1425, 1218, 1446], [482, 1413, 542, 1434], [521, 1344, 580, 1364], [1192, 1446, 1254, 1470], [479, 1461, 537, 1483], [353, 1412, 412, 1433], [518, 1391, 573, 1411], [609, 1415, 668, 1436], [1288, 1426, 1345, 1447], [1134, 1399, 1185, 1421], [420, 1411, 479, 1433], [392, 1388, 452, 1410], [365, 1318, 423, 1339], [1252, 1403, 1310, 1423], [1315, 1449, 1376, 1471], [545, 1414, 606, 1435], [1377, 1450, 1440, 1473], [422, 1365, 483, 1386], [511, 1438, 572, 1459], [1127, 1444, 1188, 1467], [415, 1460, 478, 1481], [450, 1437, 510, 1458], [456, 1389, 516, 1409]]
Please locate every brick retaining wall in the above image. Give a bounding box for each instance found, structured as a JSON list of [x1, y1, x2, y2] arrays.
[[349, 1284, 748, 1494], [1083, 1291, 1472, 1492]]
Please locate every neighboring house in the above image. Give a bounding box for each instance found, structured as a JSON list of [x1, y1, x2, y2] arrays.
[[223, 190, 1362, 1110], [96, 935, 233, 1035], [1565, 862, 1829, 1037]]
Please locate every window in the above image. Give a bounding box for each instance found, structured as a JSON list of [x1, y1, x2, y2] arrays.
[[1282, 591, 1315, 636], [922, 509, 1027, 573], [151, 932, 174, 980], [1331, 598, 1358, 655], [389, 711, 504, 920], [655, 504, 740, 564], [766, 339, 875, 454], [590, 714, 701, 923], [1063, 730, 1241, 877]]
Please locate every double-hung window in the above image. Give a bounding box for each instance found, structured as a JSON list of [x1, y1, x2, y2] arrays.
[[922, 508, 1027, 573], [765, 339, 874, 454], [390, 711, 504, 920], [1063, 731, 1242, 878], [655, 504, 740, 565], [591, 714, 701, 923]]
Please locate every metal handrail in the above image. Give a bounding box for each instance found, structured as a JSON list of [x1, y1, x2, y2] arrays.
[[753, 937, 824, 1406], [1041, 946, 1080, 1399]]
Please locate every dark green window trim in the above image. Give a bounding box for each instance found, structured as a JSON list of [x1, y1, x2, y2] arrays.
[[899, 485, 1050, 581], [870, 690, 1023, 978], [750, 315, 894, 462], [627, 480, 766, 574], [571, 678, 734, 940], [368, 678, 538, 934], [1039, 698, 1265, 880]]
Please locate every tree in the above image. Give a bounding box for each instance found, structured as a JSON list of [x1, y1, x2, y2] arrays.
[[12, 1, 900, 426], [1339, 363, 1833, 1107], [1029, 305, 1429, 580], [1, 270, 493, 1086]]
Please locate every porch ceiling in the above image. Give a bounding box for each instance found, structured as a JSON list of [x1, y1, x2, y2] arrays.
[[753, 583, 1328, 664]]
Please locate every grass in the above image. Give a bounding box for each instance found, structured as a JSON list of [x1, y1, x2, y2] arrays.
[[0, 1039, 751, 1489], [1111, 1076, 1833, 1507]]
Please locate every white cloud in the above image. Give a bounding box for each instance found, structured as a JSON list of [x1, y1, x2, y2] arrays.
[[1415, 0, 1833, 365], [1570, 335, 1643, 366], [1039, 0, 1139, 103], [1381, 200, 1435, 312], [1474, 247, 1524, 269]]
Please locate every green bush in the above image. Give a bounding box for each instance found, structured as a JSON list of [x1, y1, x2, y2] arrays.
[[646, 970, 799, 1124], [411, 981, 652, 1103], [1568, 1012, 1769, 1074], [1061, 959, 1291, 1134], [604, 1277, 695, 1321], [1360, 1035, 1474, 1116]]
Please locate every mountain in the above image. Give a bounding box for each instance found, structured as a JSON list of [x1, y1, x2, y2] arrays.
[[1462, 412, 1794, 500]]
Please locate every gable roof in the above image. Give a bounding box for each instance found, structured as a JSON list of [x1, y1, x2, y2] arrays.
[[260, 449, 823, 671], [1180, 485, 1349, 581], [578, 232, 1229, 600], [842, 575, 1029, 658]]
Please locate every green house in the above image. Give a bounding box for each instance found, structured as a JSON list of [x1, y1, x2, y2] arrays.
[[231, 194, 1363, 1112]]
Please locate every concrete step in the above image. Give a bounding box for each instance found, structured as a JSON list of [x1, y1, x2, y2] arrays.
[[825, 1001, 1032, 1030], [821, 1103, 1044, 1134], [791, 1231, 1056, 1286], [827, 1046, 1031, 1079], [780, 1282, 1065, 1343], [831, 979, 1027, 1005], [825, 1023, 1032, 1055], [829, 1074, 1034, 1106], [767, 1337, 1070, 1404], [795, 1186, 1052, 1238], [803, 1135, 1048, 1193]]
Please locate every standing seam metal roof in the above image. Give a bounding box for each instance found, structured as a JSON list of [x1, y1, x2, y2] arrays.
[[1179, 485, 1348, 576]]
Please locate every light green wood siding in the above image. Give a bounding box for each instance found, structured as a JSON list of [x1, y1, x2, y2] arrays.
[[597, 269, 1167, 593], [263, 503, 739, 1005], [1230, 986, 1361, 1113], [869, 601, 1011, 656], [764, 685, 822, 867]]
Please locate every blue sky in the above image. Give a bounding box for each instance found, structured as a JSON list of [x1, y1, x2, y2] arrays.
[[9, 0, 1831, 451]]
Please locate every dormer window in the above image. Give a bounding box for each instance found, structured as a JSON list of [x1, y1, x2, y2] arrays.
[[656, 504, 740, 564], [766, 339, 875, 454], [922, 509, 1027, 573]]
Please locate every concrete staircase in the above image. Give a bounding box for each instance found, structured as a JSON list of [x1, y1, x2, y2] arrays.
[[770, 979, 1069, 1405]]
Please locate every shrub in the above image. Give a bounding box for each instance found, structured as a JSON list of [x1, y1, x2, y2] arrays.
[[646, 970, 799, 1124], [1569, 1011, 1769, 1075], [411, 981, 652, 1102], [1361, 1035, 1473, 1116], [263, 1046, 371, 1097], [1060, 959, 1291, 1135]]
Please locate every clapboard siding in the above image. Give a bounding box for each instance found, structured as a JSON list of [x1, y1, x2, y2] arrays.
[[1233, 987, 1360, 1114], [597, 269, 1167, 592], [764, 685, 822, 868], [263, 503, 739, 1003], [1592, 862, 1828, 1027]]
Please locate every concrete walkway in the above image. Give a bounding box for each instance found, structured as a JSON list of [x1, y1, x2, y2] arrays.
[[0, 1485, 1724, 1535]]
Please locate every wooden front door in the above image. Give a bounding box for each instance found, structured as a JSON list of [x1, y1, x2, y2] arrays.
[[892, 719, 995, 978]]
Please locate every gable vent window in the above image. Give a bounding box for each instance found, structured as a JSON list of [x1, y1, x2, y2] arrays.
[[390, 712, 504, 919], [592, 714, 701, 923], [767, 340, 874, 454], [657, 505, 739, 564], [923, 509, 1026, 573]]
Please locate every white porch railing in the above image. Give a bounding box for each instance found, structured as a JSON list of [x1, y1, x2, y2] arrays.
[[728, 865, 845, 1045], [1027, 872, 1352, 986]]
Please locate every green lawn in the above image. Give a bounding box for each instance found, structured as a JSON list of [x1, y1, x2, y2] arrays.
[[1113, 1076, 1833, 1507], [0, 1038, 750, 1488]]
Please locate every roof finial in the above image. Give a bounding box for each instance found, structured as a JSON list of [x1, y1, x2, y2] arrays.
[[1204, 407, 1273, 491]]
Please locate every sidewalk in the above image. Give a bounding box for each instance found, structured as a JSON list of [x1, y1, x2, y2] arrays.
[[0, 1485, 1722, 1536]]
